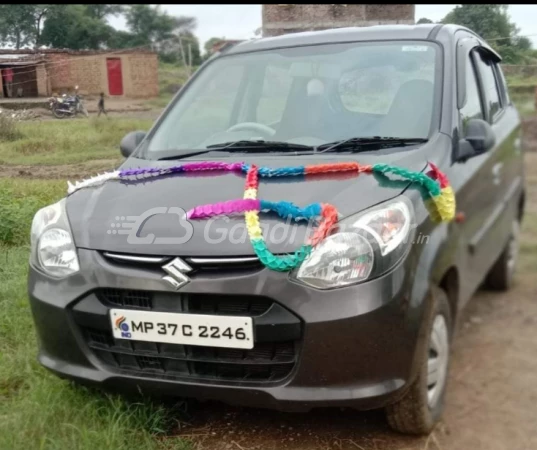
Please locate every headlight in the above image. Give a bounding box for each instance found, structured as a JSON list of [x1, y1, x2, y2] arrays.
[[292, 197, 414, 289], [30, 198, 80, 277]]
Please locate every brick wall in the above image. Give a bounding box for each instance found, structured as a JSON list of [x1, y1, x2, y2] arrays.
[[69, 55, 105, 95], [47, 53, 72, 94], [44, 52, 158, 98], [263, 4, 415, 37], [35, 63, 48, 96], [123, 54, 159, 98]]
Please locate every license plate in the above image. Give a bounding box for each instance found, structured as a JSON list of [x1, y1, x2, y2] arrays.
[[109, 309, 254, 349]]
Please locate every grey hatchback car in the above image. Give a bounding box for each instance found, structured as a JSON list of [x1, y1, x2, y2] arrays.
[[28, 24, 524, 435]]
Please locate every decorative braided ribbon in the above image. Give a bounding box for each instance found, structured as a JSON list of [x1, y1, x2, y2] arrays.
[[67, 160, 456, 271]]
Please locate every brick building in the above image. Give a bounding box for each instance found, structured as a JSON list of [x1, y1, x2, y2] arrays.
[[0, 48, 158, 99], [262, 4, 415, 37]]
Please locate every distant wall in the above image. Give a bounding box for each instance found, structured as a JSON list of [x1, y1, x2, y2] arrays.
[[46, 52, 159, 98], [262, 4, 415, 37], [122, 53, 159, 98], [502, 65, 537, 79], [36, 63, 48, 97], [46, 53, 71, 94]]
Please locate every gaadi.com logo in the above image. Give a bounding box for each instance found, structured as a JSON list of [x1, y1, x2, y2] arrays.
[[115, 316, 132, 339], [107, 206, 194, 245]]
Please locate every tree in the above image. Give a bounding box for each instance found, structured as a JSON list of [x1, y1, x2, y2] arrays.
[[125, 5, 195, 46], [204, 37, 225, 55], [85, 5, 125, 21], [0, 4, 51, 48], [159, 32, 201, 67], [40, 4, 113, 50], [417, 18, 433, 25], [442, 4, 532, 64], [123, 5, 197, 62], [105, 30, 141, 49]]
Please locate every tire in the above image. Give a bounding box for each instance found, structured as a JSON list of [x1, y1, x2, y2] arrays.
[[53, 107, 67, 119], [484, 219, 520, 291], [385, 286, 452, 435]]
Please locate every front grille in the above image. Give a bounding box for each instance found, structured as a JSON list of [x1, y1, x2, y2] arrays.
[[99, 289, 153, 310], [83, 327, 296, 382], [96, 288, 272, 316], [75, 289, 301, 384]]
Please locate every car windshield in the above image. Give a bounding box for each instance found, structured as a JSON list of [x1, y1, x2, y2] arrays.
[[144, 40, 440, 158]]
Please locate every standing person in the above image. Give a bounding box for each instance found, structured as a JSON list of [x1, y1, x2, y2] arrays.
[[3, 68, 14, 98], [97, 92, 108, 117]]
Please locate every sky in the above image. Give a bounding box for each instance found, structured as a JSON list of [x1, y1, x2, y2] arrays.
[[109, 4, 537, 52]]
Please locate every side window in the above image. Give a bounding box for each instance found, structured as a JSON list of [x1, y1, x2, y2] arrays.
[[460, 55, 483, 136], [495, 64, 511, 106], [473, 50, 502, 121]]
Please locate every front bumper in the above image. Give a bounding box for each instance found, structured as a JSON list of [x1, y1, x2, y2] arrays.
[[28, 248, 429, 412]]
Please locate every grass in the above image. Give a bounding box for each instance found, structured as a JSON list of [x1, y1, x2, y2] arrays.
[[511, 92, 535, 118], [0, 118, 153, 166], [0, 113, 25, 142], [506, 74, 537, 88], [0, 178, 65, 246], [0, 177, 193, 450]]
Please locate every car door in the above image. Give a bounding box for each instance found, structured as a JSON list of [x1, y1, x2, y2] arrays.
[[469, 48, 523, 288], [452, 40, 519, 305]]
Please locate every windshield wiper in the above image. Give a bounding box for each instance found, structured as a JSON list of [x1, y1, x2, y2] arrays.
[[206, 140, 314, 150], [317, 137, 428, 153], [157, 140, 315, 160], [155, 137, 426, 161], [157, 141, 315, 161]]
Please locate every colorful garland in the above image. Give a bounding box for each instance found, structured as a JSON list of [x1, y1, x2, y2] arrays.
[[67, 161, 456, 271]]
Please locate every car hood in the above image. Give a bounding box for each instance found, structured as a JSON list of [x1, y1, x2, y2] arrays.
[[66, 143, 438, 257]]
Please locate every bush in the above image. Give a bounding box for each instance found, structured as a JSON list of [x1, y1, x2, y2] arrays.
[[0, 112, 24, 142], [0, 180, 65, 247], [0, 189, 38, 246]]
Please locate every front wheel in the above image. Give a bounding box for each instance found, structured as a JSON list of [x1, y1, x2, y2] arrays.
[[385, 286, 452, 435]]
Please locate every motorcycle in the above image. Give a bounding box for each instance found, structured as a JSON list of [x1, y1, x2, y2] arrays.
[[49, 86, 89, 119]]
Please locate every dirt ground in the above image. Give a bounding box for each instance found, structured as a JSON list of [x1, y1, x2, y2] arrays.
[[3, 109, 537, 450]]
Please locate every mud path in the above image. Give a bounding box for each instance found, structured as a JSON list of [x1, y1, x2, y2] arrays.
[[0, 159, 122, 180]]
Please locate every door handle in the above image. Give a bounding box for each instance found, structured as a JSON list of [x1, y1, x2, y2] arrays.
[[492, 162, 503, 186]]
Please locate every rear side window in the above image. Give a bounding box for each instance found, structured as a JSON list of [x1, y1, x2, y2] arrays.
[[473, 51, 501, 121], [460, 56, 483, 136]]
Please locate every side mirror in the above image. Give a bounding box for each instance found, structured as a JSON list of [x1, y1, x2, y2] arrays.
[[120, 131, 146, 158], [456, 118, 495, 161]]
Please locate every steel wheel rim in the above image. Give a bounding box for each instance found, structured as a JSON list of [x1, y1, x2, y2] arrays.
[[427, 314, 449, 408]]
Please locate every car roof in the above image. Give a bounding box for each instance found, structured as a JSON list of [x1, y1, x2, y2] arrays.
[[223, 23, 499, 57], [226, 24, 441, 55]]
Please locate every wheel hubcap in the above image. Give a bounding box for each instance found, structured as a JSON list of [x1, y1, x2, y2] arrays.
[[427, 315, 449, 408]]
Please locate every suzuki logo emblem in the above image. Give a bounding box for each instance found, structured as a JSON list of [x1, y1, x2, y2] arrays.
[[162, 257, 192, 290]]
